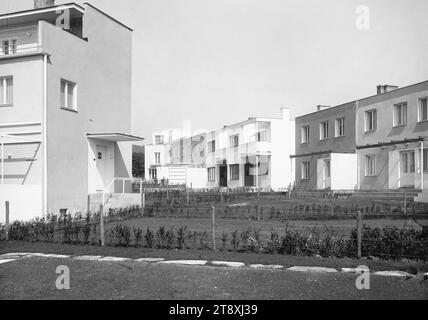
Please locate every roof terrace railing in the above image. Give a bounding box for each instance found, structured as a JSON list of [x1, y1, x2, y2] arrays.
[[0, 25, 41, 57]]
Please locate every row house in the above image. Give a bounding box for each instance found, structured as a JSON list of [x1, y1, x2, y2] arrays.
[[205, 108, 295, 190], [144, 108, 295, 190], [294, 80, 428, 195], [293, 103, 358, 190], [356, 82, 428, 195], [0, 1, 142, 222]]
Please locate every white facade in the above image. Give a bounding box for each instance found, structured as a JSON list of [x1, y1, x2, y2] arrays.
[[205, 108, 294, 190]]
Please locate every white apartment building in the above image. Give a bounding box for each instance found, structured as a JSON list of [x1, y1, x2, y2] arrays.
[[205, 108, 295, 190]]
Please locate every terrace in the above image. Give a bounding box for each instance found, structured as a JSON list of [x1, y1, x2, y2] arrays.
[[0, 3, 84, 58]]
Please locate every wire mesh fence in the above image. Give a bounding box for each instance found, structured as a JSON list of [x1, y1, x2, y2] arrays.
[[1, 189, 428, 261]]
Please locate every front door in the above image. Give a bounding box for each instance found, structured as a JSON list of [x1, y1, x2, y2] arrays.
[[244, 163, 254, 186], [219, 165, 228, 187], [400, 151, 415, 187], [96, 145, 107, 191], [323, 159, 331, 189]]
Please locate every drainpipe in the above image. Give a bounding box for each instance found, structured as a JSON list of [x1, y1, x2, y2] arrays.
[[421, 141, 424, 190], [42, 53, 48, 216], [1, 135, 3, 185]]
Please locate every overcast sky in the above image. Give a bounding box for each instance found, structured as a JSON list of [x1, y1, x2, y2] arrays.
[[2, 0, 428, 140]]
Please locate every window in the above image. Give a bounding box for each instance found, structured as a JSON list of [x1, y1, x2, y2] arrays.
[[149, 169, 157, 180], [365, 155, 376, 176], [301, 125, 310, 144], [419, 98, 428, 122], [335, 117, 345, 137], [0, 76, 13, 105], [208, 141, 216, 153], [208, 167, 216, 182], [230, 164, 240, 180], [400, 151, 415, 174], [60, 79, 77, 110], [319, 121, 329, 140], [2, 39, 17, 55], [393, 102, 407, 126], [256, 131, 268, 142], [154, 152, 161, 164], [155, 135, 164, 145], [229, 135, 239, 148], [301, 162, 310, 180], [365, 109, 377, 132]]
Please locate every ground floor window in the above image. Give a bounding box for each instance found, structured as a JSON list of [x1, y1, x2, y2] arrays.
[[400, 151, 415, 174], [149, 168, 157, 180], [301, 162, 310, 180], [208, 167, 216, 182], [365, 155, 376, 176], [230, 164, 240, 181]]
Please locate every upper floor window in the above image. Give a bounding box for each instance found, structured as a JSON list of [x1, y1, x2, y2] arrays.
[[1, 39, 17, 55], [155, 135, 164, 145], [0, 76, 13, 106], [393, 102, 407, 126], [229, 135, 239, 148], [364, 109, 377, 132], [229, 164, 240, 181], [365, 155, 376, 176], [335, 117, 345, 137], [256, 131, 268, 142], [208, 140, 216, 153], [154, 152, 161, 164], [319, 121, 329, 140], [418, 98, 428, 122], [301, 125, 310, 144], [60, 79, 77, 111]]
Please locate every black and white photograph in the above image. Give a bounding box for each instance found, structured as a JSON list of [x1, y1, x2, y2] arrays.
[[0, 0, 427, 305]]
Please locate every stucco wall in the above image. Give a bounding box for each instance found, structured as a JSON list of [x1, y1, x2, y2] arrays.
[[295, 102, 356, 189], [39, 4, 133, 213], [356, 81, 428, 190]]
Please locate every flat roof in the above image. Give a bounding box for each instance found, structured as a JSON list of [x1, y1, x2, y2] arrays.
[[0, 3, 84, 27], [87, 133, 144, 142], [296, 79, 428, 120]]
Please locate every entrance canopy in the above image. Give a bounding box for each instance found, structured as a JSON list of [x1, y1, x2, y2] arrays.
[[87, 133, 144, 142]]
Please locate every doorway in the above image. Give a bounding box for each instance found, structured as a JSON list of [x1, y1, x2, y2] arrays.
[[322, 159, 331, 189], [96, 145, 107, 191], [219, 165, 228, 187]]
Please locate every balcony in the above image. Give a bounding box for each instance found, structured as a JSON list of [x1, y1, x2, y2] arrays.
[[0, 25, 41, 58]]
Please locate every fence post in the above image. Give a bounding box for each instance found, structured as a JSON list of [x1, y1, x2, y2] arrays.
[[100, 204, 105, 247], [87, 195, 91, 214], [141, 192, 145, 209], [403, 189, 407, 215], [211, 206, 216, 251], [187, 189, 190, 206], [330, 191, 334, 215], [5, 201, 10, 241], [220, 190, 224, 204], [356, 210, 362, 259]]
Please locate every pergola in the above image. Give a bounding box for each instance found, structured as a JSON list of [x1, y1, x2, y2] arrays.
[[0, 133, 41, 185]]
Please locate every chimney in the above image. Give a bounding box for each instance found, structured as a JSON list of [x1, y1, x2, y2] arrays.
[[34, 0, 55, 9], [377, 85, 399, 95], [281, 107, 290, 120], [317, 105, 331, 112]]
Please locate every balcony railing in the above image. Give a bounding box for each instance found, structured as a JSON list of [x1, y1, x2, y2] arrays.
[[0, 25, 41, 57]]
